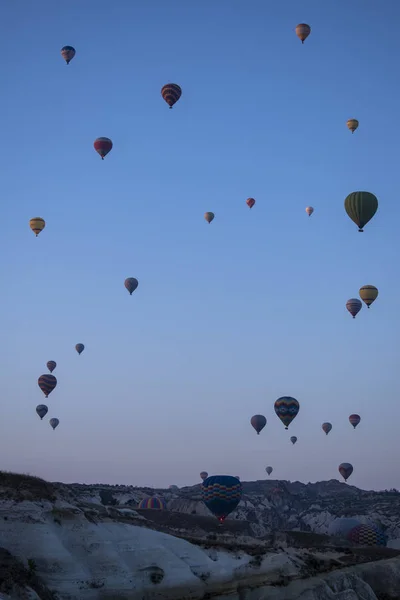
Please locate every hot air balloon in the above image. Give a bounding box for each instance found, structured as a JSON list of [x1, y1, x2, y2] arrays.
[[138, 496, 167, 509], [124, 278, 138, 295], [161, 83, 182, 109], [46, 361, 56, 373], [204, 212, 215, 224], [290, 436, 297, 445], [38, 374, 57, 398], [328, 517, 361, 537], [322, 422, 332, 435], [94, 137, 113, 160], [49, 418, 59, 430], [202, 475, 242, 523], [250, 414, 267, 435], [60, 46, 76, 65], [29, 218, 45, 237], [359, 285, 378, 308], [75, 343, 84, 355], [347, 523, 386, 547], [346, 298, 362, 318], [344, 191, 378, 232], [200, 471, 208, 481], [349, 414, 361, 429], [36, 404, 48, 420], [274, 397, 300, 429], [338, 462, 353, 482], [246, 198, 256, 209], [266, 466, 273, 476], [169, 485, 179, 490], [346, 119, 359, 134], [305, 206, 314, 216], [295, 23, 311, 44]]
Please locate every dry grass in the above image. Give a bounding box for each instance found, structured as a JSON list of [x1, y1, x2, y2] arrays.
[[0, 471, 56, 501]]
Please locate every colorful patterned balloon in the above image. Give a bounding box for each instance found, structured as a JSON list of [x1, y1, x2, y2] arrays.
[[46, 361, 56, 373], [274, 397, 300, 429], [29, 217, 45, 237], [347, 523, 386, 547], [246, 198, 256, 209], [305, 206, 314, 216], [346, 298, 362, 318], [338, 462, 353, 482], [38, 374, 57, 398], [349, 414, 361, 429], [202, 475, 242, 523], [346, 119, 359, 134], [295, 23, 311, 43], [250, 414, 266, 435], [161, 83, 182, 109], [322, 422, 332, 435], [359, 285, 378, 308], [138, 496, 167, 509], [60, 46, 76, 65], [36, 404, 48, 420], [93, 137, 113, 160]]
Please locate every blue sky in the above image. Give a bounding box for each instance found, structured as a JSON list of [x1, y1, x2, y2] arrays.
[[1, 0, 399, 491]]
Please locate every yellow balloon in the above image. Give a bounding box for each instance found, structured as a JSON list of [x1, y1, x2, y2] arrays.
[[29, 217, 45, 237], [359, 285, 378, 308], [346, 119, 359, 134]]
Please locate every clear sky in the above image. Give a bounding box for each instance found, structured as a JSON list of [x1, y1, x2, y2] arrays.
[[1, 0, 399, 491]]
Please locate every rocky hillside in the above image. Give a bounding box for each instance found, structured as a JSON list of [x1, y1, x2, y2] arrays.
[[1, 472, 400, 599], [63, 477, 400, 541]]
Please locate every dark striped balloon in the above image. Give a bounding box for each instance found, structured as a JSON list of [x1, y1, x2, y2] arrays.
[[274, 396, 300, 429], [346, 298, 362, 319], [161, 83, 182, 109], [347, 523, 386, 547], [75, 343, 85, 355], [202, 475, 242, 523], [344, 191, 378, 232], [47, 361, 56, 373], [61, 45, 76, 65], [38, 374, 57, 398], [138, 496, 167, 510], [93, 137, 113, 160]]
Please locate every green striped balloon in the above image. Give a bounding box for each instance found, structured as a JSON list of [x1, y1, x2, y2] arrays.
[[344, 191, 378, 232]]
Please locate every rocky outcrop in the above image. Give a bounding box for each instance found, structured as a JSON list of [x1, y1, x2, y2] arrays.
[[1, 472, 400, 599]]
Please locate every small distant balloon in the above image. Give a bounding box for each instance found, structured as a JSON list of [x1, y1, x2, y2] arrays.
[[36, 404, 48, 420], [295, 23, 311, 44], [94, 137, 113, 160], [169, 485, 179, 490], [250, 414, 267, 435], [349, 414, 361, 429], [46, 361, 56, 373], [29, 217, 45, 237], [200, 471, 208, 481], [290, 436, 297, 445], [274, 396, 300, 429], [204, 212, 215, 224], [338, 462, 353, 482], [346, 298, 362, 319], [246, 198, 256, 209], [75, 343, 85, 355], [161, 83, 182, 109], [344, 191, 378, 232], [359, 285, 378, 308], [49, 418, 59, 430], [60, 46, 76, 65], [38, 374, 57, 398], [124, 278, 139, 295], [305, 206, 314, 217], [322, 422, 332, 435], [346, 119, 359, 134], [266, 466, 273, 476]]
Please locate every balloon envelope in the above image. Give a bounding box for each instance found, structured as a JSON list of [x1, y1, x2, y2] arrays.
[[61, 46, 76, 64], [266, 466, 273, 476], [295, 23, 311, 43], [346, 298, 362, 318], [338, 462, 353, 481], [344, 191, 378, 232], [46, 361, 56, 373], [322, 422, 332, 435], [305, 206, 314, 216], [290, 436, 297, 445], [274, 397, 300, 429], [161, 83, 182, 108], [29, 217, 45, 237], [200, 471, 208, 481], [246, 198, 256, 209], [138, 496, 167, 509], [49, 418, 59, 430], [347, 524, 386, 547], [346, 119, 359, 133], [75, 343, 85, 355], [202, 475, 242, 522], [36, 404, 48, 420], [250, 414, 266, 434], [124, 278, 139, 295], [94, 137, 113, 159], [38, 374, 57, 398], [349, 414, 361, 429], [204, 212, 215, 224], [359, 285, 378, 308]]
